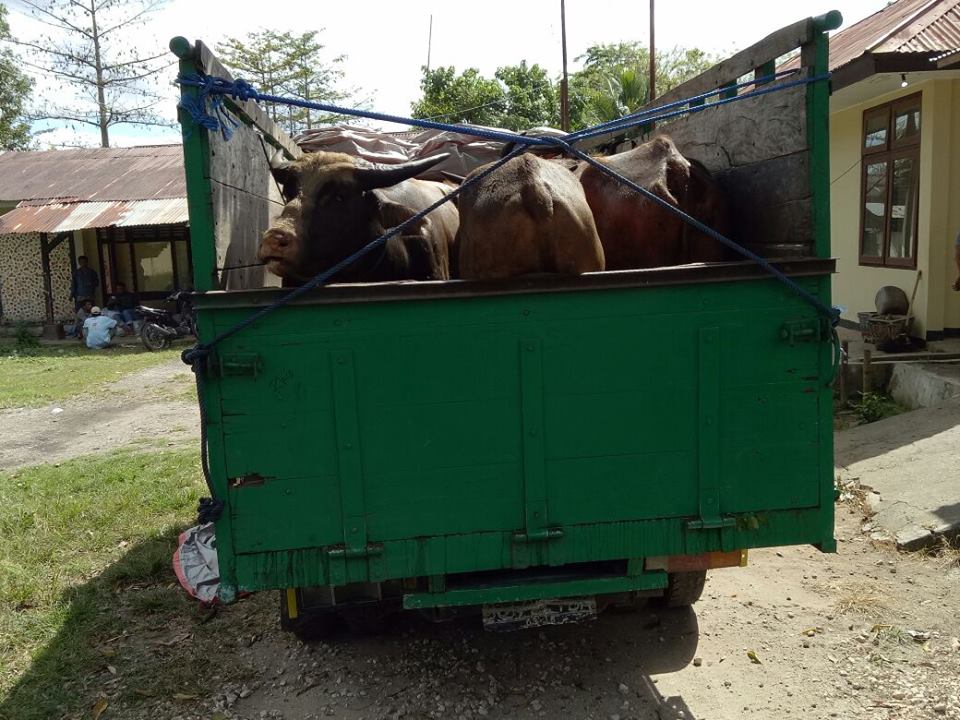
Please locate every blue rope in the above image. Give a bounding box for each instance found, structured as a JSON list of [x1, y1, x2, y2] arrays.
[[564, 69, 802, 140], [181, 145, 528, 366], [569, 73, 830, 143], [176, 66, 839, 353]]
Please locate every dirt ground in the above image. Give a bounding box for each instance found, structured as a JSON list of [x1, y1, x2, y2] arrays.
[[5, 365, 960, 720], [0, 359, 199, 470]]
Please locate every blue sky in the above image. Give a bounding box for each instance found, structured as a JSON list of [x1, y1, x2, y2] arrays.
[[5, 0, 889, 147]]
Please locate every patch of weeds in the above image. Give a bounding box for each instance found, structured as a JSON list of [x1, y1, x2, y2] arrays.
[[851, 392, 904, 424], [834, 581, 887, 615], [913, 536, 960, 569], [0, 448, 221, 720], [14, 324, 40, 351]]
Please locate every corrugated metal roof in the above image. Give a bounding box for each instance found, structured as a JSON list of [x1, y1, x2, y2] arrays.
[[0, 145, 185, 203], [781, 0, 960, 72], [0, 199, 188, 234]]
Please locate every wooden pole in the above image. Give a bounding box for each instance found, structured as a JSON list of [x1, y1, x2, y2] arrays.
[[862, 349, 873, 395], [426, 14, 433, 72], [560, 0, 570, 132], [840, 340, 849, 406], [648, 0, 656, 102]]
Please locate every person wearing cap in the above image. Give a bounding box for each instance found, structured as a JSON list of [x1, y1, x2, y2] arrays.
[[82, 306, 118, 350]]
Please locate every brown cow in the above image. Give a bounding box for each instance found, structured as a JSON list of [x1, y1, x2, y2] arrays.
[[457, 153, 605, 280], [259, 152, 459, 283], [575, 136, 731, 270]]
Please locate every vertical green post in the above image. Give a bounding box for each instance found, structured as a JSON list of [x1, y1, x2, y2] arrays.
[[170, 36, 217, 293], [804, 12, 842, 554], [169, 36, 242, 597], [754, 60, 776, 86]]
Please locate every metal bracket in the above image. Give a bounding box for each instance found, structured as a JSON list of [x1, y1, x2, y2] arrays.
[[685, 517, 736, 531], [217, 353, 262, 377], [513, 528, 564, 543], [780, 318, 825, 346], [325, 544, 383, 560]]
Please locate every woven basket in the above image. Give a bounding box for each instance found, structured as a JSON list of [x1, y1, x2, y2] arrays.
[[858, 312, 910, 345]]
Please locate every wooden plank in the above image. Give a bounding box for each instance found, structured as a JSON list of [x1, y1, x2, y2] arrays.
[[194, 40, 302, 161], [654, 84, 807, 173], [716, 152, 813, 254], [647, 17, 812, 109], [191, 258, 836, 309], [208, 122, 285, 290]]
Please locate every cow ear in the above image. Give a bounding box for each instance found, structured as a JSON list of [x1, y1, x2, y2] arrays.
[[376, 196, 428, 234], [354, 153, 450, 191], [271, 163, 300, 202]]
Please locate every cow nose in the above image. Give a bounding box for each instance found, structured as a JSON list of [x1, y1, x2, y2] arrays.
[[264, 229, 292, 248]]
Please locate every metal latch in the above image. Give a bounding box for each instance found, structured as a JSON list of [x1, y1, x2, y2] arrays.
[[217, 353, 262, 377], [513, 528, 564, 543], [780, 319, 825, 346]]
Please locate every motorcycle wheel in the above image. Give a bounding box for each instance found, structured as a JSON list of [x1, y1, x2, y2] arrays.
[[141, 322, 171, 351]]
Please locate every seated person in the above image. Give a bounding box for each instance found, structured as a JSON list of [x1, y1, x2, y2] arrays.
[[114, 282, 140, 324], [82, 306, 118, 349], [70, 298, 95, 339]]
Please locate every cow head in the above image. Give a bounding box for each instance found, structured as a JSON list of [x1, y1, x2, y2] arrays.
[[259, 151, 449, 281]]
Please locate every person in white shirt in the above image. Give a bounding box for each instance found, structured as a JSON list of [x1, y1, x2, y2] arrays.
[[82, 306, 118, 349]]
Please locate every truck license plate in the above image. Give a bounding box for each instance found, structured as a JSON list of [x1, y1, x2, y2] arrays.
[[482, 597, 597, 632]]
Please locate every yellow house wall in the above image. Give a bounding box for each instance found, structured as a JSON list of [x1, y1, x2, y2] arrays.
[[830, 79, 958, 338], [943, 80, 960, 332]]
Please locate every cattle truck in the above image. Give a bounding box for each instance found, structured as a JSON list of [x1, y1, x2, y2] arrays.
[[171, 12, 841, 635]]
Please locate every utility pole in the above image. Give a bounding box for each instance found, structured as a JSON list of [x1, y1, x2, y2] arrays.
[[560, 0, 570, 131], [427, 14, 433, 72], [648, 0, 656, 103]]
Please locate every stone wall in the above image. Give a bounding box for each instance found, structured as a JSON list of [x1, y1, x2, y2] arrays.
[[0, 232, 76, 324]]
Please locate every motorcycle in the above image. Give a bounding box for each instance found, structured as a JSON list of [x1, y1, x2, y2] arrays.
[[138, 291, 195, 351]]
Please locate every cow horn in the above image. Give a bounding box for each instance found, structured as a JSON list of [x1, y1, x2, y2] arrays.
[[354, 153, 450, 190]]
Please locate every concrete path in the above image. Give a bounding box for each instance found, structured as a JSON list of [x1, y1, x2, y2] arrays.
[[835, 398, 960, 550]]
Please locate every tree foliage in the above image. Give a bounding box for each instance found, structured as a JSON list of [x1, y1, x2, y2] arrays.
[[0, 3, 31, 150], [216, 29, 360, 138], [10, 0, 172, 148], [570, 43, 716, 128], [409, 43, 716, 134]]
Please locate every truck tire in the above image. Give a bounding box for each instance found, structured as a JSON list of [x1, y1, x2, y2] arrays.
[[279, 590, 338, 641], [659, 571, 707, 608]]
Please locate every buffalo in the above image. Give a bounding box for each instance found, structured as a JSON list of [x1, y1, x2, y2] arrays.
[[258, 152, 460, 283], [456, 153, 605, 280]]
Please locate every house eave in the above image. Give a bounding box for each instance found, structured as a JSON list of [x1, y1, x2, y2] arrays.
[[831, 51, 947, 91]]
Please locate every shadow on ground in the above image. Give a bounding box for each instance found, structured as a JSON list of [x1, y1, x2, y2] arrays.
[[3, 531, 702, 720], [0, 527, 256, 720]]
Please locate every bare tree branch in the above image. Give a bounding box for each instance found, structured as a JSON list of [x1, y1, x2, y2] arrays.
[[11, 0, 93, 40]]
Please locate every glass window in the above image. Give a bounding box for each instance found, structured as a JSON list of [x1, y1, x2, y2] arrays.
[[134, 241, 175, 293], [864, 110, 888, 150], [175, 239, 192, 290], [859, 94, 920, 269], [861, 162, 887, 259]]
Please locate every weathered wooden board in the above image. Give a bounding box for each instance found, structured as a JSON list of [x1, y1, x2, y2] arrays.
[[195, 40, 297, 290], [653, 84, 806, 172]]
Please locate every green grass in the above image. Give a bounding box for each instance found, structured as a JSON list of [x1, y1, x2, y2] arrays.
[[0, 448, 259, 720], [0, 344, 180, 409]]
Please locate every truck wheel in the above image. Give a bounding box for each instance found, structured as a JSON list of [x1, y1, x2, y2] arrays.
[[659, 571, 707, 608], [279, 590, 338, 641]]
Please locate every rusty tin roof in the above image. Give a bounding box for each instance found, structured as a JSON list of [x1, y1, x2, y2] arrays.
[[0, 198, 188, 234], [0, 145, 185, 203]]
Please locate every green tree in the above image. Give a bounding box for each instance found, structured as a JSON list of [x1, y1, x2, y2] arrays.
[[0, 4, 31, 149], [217, 29, 359, 137], [569, 42, 716, 129], [10, 0, 172, 148], [495, 61, 559, 130], [410, 66, 505, 127]]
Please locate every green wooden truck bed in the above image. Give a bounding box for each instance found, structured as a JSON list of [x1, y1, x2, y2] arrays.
[[172, 12, 841, 632]]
